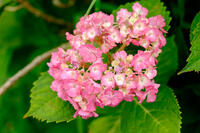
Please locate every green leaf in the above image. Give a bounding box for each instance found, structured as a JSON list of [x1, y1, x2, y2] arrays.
[[89, 86, 181, 133], [24, 72, 75, 123], [190, 12, 200, 42], [121, 85, 181, 133], [89, 115, 121, 133], [155, 35, 178, 84], [179, 12, 200, 74], [112, 0, 171, 32]]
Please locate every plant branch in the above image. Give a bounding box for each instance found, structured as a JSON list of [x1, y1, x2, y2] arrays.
[[0, 43, 69, 97], [117, 43, 127, 52], [85, 0, 96, 16], [16, 0, 71, 27], [52, 0, 75, 8]]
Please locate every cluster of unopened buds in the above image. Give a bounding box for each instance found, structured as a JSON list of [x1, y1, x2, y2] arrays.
[[48, 2, 167, 119]]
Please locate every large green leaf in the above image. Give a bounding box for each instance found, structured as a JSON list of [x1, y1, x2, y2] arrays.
[[89, 85, 181, 133], [121, 85, 181, 133], [179, 12, 200, 74], [24, 72, 75, 123], [112, 0, 171, 32], [155, 35, 178, 84]]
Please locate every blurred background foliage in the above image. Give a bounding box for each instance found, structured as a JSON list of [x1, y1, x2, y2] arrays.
[[0, 0, 199, 133]]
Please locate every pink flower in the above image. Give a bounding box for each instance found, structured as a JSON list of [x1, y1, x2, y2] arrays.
[[146, 82, 159, 102], [47, 2, 167, 119], [78, 45, 102, 63], [101, 72, 115, 88], [108, 28, 122, 43], [60, 69, 79, 80], [89, 63, 107, 80], [114, 73, 125, 86], [85, 95, 97, 112], [102, 14, 114, 28], [117, 8, 131, 24], [48, 48, 66, 67], [132, 2, 148, 17], [131, 39, 140, 46], [113, 50, 127, 60], [152, 48, 162, 57], [119, 81, 135, 102], [65, 80, 81, 97], [145, 28, 159, 42], [135, 90, 147, 103], [145, 66, 157, 79], [101, 43, 111, 53], [74, 110, 98, 119], [82, 80, 101, 97], [125, 77, 137, 90], [85, 27, 97, 40], [51, 80, 62, 92], [123, 94, 135, 102], [139, 38, 150, 48], [100, 89, 123, 107], [57, 86, 68, 101], [119, 25, 130, 37], [132, 19, 148, 36], [132, 50, 157, 72], [66, 33, 84, 49], [66, 49, 82, 67], [158, 31, 167, 47], [136, 74, 152, 90], [48, 67, 62, 79], [148, 15, 166, 33], [68, 97, 79, 109]]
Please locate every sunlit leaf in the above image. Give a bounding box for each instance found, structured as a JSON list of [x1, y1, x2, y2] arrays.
[[24, 72, 75, 123]]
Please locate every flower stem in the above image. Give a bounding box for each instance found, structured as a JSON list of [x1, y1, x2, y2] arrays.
[[77, 117, 85, 133], [106, 52, 113, 65], [117, 43, 127, 52], [16, 0, 71, 27], [85, 0, 97, 16]]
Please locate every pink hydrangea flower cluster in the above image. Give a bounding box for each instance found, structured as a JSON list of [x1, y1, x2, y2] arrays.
[[48, 2, 167, 119]]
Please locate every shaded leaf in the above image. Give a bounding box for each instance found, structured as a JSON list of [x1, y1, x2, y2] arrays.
[[179, 12, 200, 74], [155, 35, 178, 84]]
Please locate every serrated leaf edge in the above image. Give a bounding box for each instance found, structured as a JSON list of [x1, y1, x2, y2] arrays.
[[24, 72, 74, 123]]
